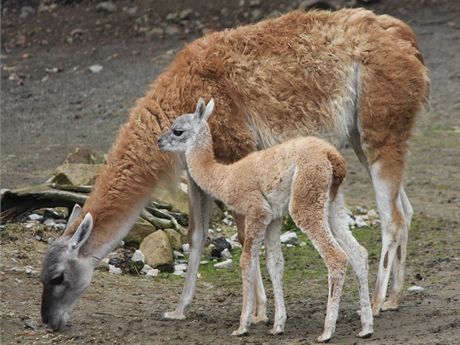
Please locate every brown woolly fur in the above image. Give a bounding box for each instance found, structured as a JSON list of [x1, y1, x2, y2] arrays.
[[41, 8, 429, 334]]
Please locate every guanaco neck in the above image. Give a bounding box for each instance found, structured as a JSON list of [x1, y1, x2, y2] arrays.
[[185, 125, 229, 203]]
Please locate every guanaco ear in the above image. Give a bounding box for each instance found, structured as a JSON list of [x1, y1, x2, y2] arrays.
[[202, 99, 215, 122], [67, 204, 81, 229], [195, 97, 206, 119], [69, 213, 93, 251]]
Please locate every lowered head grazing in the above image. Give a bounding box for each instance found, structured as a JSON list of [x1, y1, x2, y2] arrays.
[[158, 98, 215, 153], [41, 204, 95, 331]]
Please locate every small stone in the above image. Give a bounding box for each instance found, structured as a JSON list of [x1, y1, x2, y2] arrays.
[[221, 248, 232, 259], [25, 266, 37, 275], [24, 318, 39, 330], [96, 1, 117, 13], [214, 259, 233, 269], [249, 0, 261, 7], [251, 9, 262, 20], [407, 285, 425, 292], [356, 206, 368, 214], [165, 24, 181, 35], [280, 231, 298, 245], [123, 6, 138, 16], [145, 268, 160, 278], [89, 65, 103, 73], [28, 214, 43, 221], [173, 250, 184, 259], [20, 6, 34, 19], [10, 267, 23, 273], [367, 209, 379, 219], [131, 250, 145, 263], [141, 264, 153, 274], [108, 264, 122, 275], [147, 28, 164, 37], [98, 258, 110, 271], [179, 8, 193, 20], [200, 260, 209, 265], [174, 263, 187, 272], [355, 216, 368, 228], [182, 243, 190, 254], [299, 241, 307, 247]]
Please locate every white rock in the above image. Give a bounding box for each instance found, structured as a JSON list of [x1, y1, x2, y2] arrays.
[[200, 260, 209, 265], [96, 1, 117, 13], [407, 285, 425, 292], [131, 250, 145, 263], [10, 267, 23, 273], [214, 259, 233, 269], [355, 216, 368, 228], [145, 268, 160, 278], [182, 243, 190, 254], [299, 241, 307, 247], [174, 263, 187, 272], [141, 264, 153, 274], [221, 248, 232, 259], [223, 218, 233, 225], [99, 258, 110, 270], [108, 264, 122, 275], [280, 231, 298, 245], [88, 64, 103, 73], [173, 270, 185, 276], [367, 209, 379, 219], [173, 250, 185, 259], [286, 244, 294, 248], [28, 214, 43, 221]]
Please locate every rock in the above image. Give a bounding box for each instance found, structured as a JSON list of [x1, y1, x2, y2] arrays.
[[249, 0, 261, 7], [407, 285, 425, 292], [147, 28, 164, 37], [140, 230, 174, 271], [50, 163, 104, 186], [23, 318, 39, 330], [210, 237, 232, 258], [152, 185, 188, 214], [44, 219, 66, 231], [20, 6, 34, 19], [354, 216, 368, 228], [25, 266, 38, 275], [165, 24, 181, 36], [179, 8, 193, 20], [98, 258, 110, 271], [173, 250, 184, 259], [146, 269, 160, 278], [141, 264, 153, 274], [63, 147, 105, 164], [214, 259, 233, 269], [220, 248, 232, 259], [280, 231, 298, 245], [174, 263, 187, 272], [182, 243, 190, 254], [251, 9, 262, 20], [88, 64, 103, 73], [96, 1, 117, 13], [123, 6, 138, 17], [124, 219, 156, 248], [356, 206, 368, 214], [108, 264, 122, 275], [298, 0, 336, 11], [131, 250, 145, 263], [164, 228, 182, 251], [28, 214, 43, 221], [367, 209, 379, 219]]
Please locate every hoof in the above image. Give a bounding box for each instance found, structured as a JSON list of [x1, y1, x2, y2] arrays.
[[252, 314, 269, 324], [317, 334, 332, 343], [231, 328, 249, 337], [371, 303, 381, 317], [382, 300, 399, 312], [358, 328, 373, 339], [269, 325, 284, 335], [162, 311, 186, 320]]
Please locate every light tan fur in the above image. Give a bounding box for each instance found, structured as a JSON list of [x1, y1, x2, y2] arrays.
[[158, 98, 373, 341], [41, 8, 429, 331]]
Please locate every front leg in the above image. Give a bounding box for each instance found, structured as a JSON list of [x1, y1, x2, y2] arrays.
[[163, 174, 213, 320]]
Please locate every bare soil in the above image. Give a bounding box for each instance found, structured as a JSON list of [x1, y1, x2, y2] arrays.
[[1, 1, 459, 344]]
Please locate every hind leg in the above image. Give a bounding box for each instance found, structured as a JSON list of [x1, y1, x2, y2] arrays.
[[382, 188, 413, 311], [329, 189, 373, 338], [289, 172, 348, 343], [370, 161, 408, 316], [234, 213, 268, 324]]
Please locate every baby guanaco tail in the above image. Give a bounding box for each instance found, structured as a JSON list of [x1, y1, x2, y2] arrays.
[[327, 149, 347, 201]]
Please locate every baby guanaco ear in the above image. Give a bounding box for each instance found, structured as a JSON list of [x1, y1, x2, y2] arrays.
[[202, 99, 215, 122], [195, 98, 206, 119]]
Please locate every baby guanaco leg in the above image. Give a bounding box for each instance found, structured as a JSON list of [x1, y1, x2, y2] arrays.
[[264, 218, 286, 335], [232, 207, 271, 336], [289, 170, 348, 343], [328, 189, 373, 338]]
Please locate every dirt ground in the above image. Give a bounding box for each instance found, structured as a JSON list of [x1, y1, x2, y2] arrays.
[[1, 0, 459, 344]]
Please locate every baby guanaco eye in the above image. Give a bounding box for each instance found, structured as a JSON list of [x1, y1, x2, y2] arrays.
[[173, 130, 184, 136], [50, 273, 64, 285]]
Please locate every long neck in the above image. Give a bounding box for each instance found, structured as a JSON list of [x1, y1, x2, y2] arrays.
[[77, 95, 176, 260], [185, 126, 229, 203]]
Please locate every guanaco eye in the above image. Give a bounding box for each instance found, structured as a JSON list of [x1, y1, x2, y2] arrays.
[[173, 130, 184, 137], [50, 273, 64, 285]]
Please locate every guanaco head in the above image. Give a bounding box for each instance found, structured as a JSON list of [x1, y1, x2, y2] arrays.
[[158, 97, 215, 153], [41, 204, 95, 331]]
